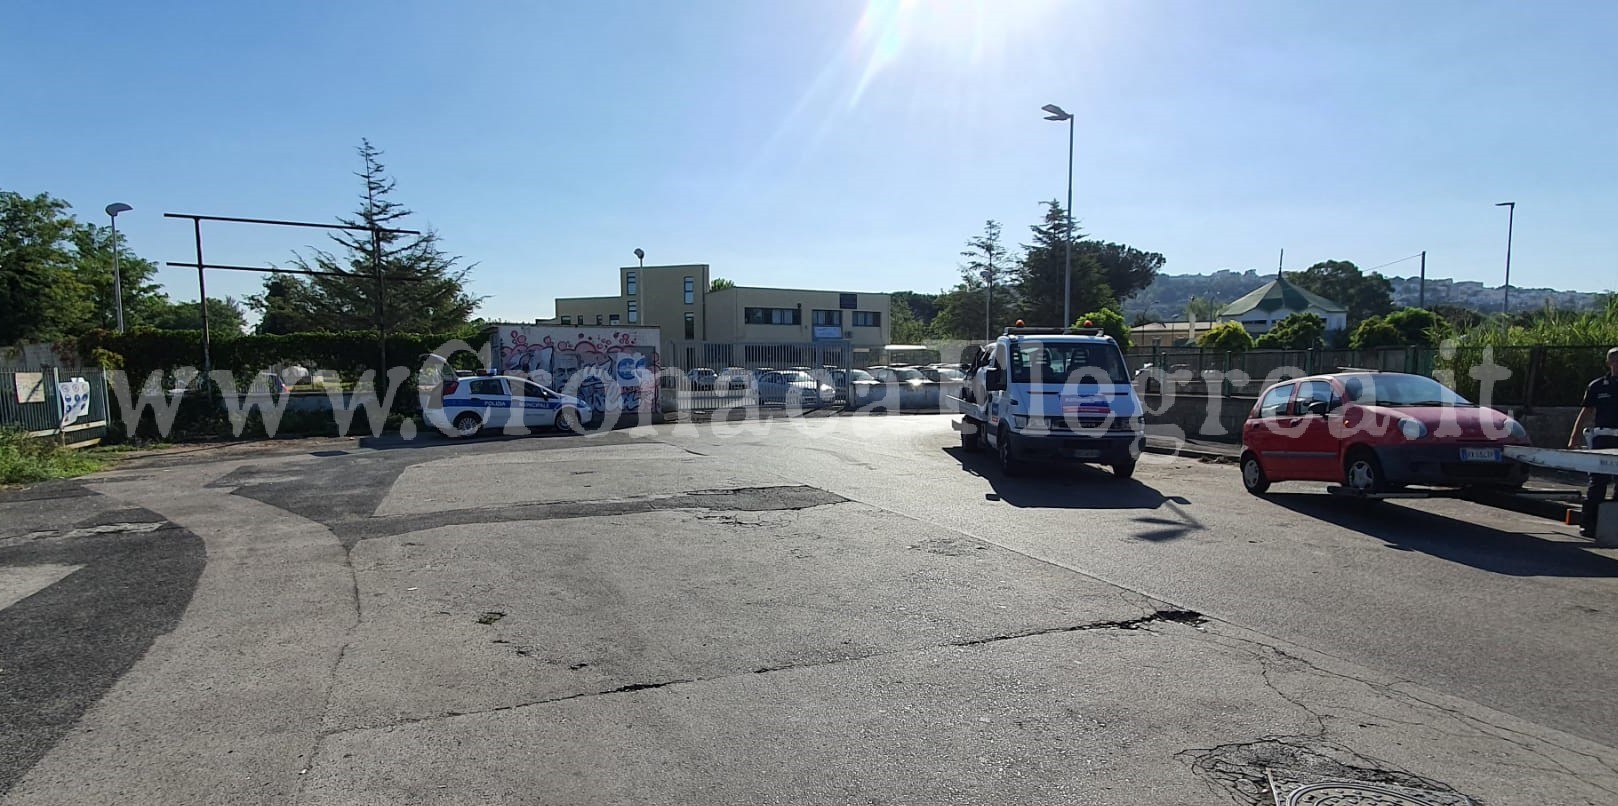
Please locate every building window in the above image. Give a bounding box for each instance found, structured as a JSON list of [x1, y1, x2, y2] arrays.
[[627, 301, 639, 324], [852, 311, 881, 327], [595, 314, 604, 325], [683, 276, 695, 305], [626, 272, 637, 295], [839, 293, 857, 309], [812, 309, 843, 327], [609, 314, 621, 325], [684, 312, 695, 339], [560, 315, 571, 325], [744, 307, 801, 326]]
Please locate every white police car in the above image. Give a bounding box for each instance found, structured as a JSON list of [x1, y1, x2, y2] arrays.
[[426, 373, 592, 438]]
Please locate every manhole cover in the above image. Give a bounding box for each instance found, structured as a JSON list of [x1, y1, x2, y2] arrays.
[[1271, 770, 1472, 806]]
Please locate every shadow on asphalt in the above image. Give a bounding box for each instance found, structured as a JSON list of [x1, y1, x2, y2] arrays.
[[941, 445, 1193, 518], [1264, 492, 1618, 577]]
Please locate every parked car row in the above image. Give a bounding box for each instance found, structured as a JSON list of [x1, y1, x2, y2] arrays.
[[426, 365, 1535, 499], [673, 364, 970, 412]]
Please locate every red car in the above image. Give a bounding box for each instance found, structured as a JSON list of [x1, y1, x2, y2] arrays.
[[1240, 371, 1531, 495]]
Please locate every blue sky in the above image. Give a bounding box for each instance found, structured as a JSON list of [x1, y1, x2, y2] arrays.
[[5, 0, 1615, 323]]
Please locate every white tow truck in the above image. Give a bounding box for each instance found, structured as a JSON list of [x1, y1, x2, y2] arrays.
[[950, 326, 1146, 478]]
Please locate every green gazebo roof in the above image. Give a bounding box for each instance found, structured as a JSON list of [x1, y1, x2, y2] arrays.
[[1219, 276, 1346, 317]]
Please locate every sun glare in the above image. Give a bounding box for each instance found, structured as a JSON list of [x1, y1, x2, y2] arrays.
[[850, 0, 1062, 106]]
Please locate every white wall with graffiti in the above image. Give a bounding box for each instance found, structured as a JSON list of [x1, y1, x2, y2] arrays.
[[485, 325, 662, 414]]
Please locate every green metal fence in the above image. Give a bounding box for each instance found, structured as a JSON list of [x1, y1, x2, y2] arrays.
[[1125, 344, 1610, 407], [0, 368, 110, 440]]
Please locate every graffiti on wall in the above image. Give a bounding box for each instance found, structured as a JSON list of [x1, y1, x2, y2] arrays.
[[498, 329, 661, 412]]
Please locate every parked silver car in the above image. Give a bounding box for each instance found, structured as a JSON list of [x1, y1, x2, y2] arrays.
[[866, 366, 941, 411], [756, 370, 836, 408]]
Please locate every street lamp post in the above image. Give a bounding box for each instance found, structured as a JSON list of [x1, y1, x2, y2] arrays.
[[1042, 104, 1075, 328], [1495, 202, 1515, 315], [105, 203, 133, 332]]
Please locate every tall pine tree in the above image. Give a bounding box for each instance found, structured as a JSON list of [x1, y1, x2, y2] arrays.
[[1013, 200, 1111, 327], [270, 140, 481, 333]]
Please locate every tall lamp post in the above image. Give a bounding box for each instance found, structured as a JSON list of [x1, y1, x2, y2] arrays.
[[1495, 201, 1515, 315], [105, 203, 133, 332], [1042, 104, 1075, 328]]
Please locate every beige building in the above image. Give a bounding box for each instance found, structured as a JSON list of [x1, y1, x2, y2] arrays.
[[551, 264, 892, 367], [1129, 321, 1217, 348]]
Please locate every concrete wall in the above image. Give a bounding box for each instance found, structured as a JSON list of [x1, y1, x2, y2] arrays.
[[1507, 406, 1581, 448], [1141, 393, 1252, 443]]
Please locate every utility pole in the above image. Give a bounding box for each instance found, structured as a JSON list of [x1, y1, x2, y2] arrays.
[[1418, 251, 1427, 309], [194, 218, 210, 373]]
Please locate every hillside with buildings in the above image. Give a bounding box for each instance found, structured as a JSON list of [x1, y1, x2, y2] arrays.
[[1125, 270, 1610, 321]]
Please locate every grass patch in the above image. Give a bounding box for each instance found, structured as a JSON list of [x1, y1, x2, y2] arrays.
[[0, 429, 109, 485]]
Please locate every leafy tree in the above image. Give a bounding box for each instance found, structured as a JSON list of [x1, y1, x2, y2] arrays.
[[709, 277, 736, 292], [1286, 260, 1393, 326], [889, 298, 934, 343], [1253, 312, 1326, 349], [891, 290, 940, 325], [1198, 321, 1253, 352], [1077, 240, 1164, 305], [284, 139, 481, 333], [1076, 308, 1130, 349], [247, 274, 326, 335], [71, 222, 166, 330], [1013, 200, 1111, 327], [931, 286, 988, 340], [0, 190, 89, 343], [1430, 304, 1483, 332], [147, 297, 248, 335], [1348, 317, 1403, 349], [1185, 295, 1223, 325], [1383, 307, 1448, 346]]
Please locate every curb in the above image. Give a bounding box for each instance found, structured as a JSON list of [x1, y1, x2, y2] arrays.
[[1143, 439, 1238, 463]]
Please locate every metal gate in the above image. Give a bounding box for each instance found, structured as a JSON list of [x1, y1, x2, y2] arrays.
[[664, 341, 854, 411]]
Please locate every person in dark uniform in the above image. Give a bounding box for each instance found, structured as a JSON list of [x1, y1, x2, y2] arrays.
[[1568, 347, 1618, 537]]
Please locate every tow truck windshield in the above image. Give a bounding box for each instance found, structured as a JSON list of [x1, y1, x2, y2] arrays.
[[1009, 342, 1131, 385]]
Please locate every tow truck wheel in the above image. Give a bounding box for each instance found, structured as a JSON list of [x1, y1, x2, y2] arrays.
[[1344, 448, 1386, 493], [453, 413, 482, 438], [1112, 460, 1136, 480], [1240, 452, 1269, 495], [997, 425, 1022, 477], [961, 418, 981, 452], [556, 407, 582, 433]]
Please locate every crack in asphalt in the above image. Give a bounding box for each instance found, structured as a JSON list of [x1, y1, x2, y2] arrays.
[[346, 485, 850, 539], [948, 608, 1207, 646], [316, 610, 1212, 740], [1184, 629, 1618, 802]]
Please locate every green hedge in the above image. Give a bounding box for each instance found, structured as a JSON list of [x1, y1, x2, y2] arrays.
[[75, 328, 488, 385], [70, 328, 487, 441]]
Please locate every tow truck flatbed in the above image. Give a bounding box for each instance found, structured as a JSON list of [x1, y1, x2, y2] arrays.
[[1504, 445, 1618, 475]]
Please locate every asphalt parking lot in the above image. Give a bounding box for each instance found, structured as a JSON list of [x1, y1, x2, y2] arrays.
[[3, 413, 1617, 805]]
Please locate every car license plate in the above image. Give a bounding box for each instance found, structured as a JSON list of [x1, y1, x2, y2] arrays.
[[1070, 449, 1102, 459], [1460, 447, 1502, 462]]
